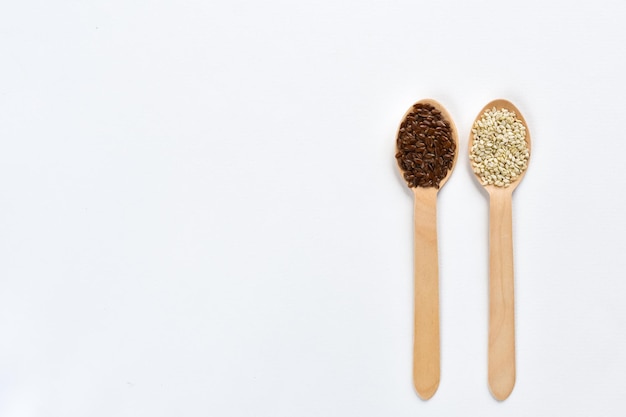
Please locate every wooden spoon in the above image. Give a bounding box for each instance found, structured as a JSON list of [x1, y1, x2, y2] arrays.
[[396, 99, 458, 400], [469, 99, 531, 401]]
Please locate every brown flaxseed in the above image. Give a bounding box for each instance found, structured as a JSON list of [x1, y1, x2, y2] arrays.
[[396, 103, 456, 188]]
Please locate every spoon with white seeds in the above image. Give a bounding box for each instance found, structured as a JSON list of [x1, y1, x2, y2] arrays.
[[469, 99, 531, 400], [395, 99, 458, 400]]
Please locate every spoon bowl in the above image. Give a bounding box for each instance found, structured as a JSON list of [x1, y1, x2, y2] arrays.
[[396, 98, 459, 189], [469, 99, 532, 193]]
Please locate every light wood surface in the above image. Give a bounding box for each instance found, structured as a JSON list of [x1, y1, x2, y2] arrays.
[[487, 187, 515, 400], [412, 186, 440, 399], [396, 99, 458, 400], [469, 99, 531, 401]]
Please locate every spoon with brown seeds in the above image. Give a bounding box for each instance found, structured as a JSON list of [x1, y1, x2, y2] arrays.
[[395, 99, 458, 400], [469, 99, 531, 400]]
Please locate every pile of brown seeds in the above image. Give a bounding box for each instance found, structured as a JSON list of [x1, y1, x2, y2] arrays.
[[395, 103, 456, 188]]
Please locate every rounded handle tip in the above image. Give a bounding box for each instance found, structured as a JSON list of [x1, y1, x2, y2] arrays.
[[414, 377, 439, 400], [489, 373, 515, 401]]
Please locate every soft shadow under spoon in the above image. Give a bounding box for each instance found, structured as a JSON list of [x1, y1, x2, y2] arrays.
[[395, 99, 458, 400]]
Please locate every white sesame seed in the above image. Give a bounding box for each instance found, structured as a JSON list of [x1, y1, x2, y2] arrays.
[[469, 108, 529, 187]]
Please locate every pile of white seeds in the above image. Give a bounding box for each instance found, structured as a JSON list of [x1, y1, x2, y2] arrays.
[[470, 107, 529, 187]]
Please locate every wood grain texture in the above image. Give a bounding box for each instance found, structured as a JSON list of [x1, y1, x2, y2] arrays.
[[488, 188, 515, 400], [412, 187, 440, 400]]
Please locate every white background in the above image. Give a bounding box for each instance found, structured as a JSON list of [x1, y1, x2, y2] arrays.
[[1, 0, 626, 415]]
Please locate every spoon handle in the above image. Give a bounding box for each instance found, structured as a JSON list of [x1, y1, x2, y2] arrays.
[[412, 187, 440, 400], [488, 190, 516, 400]]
